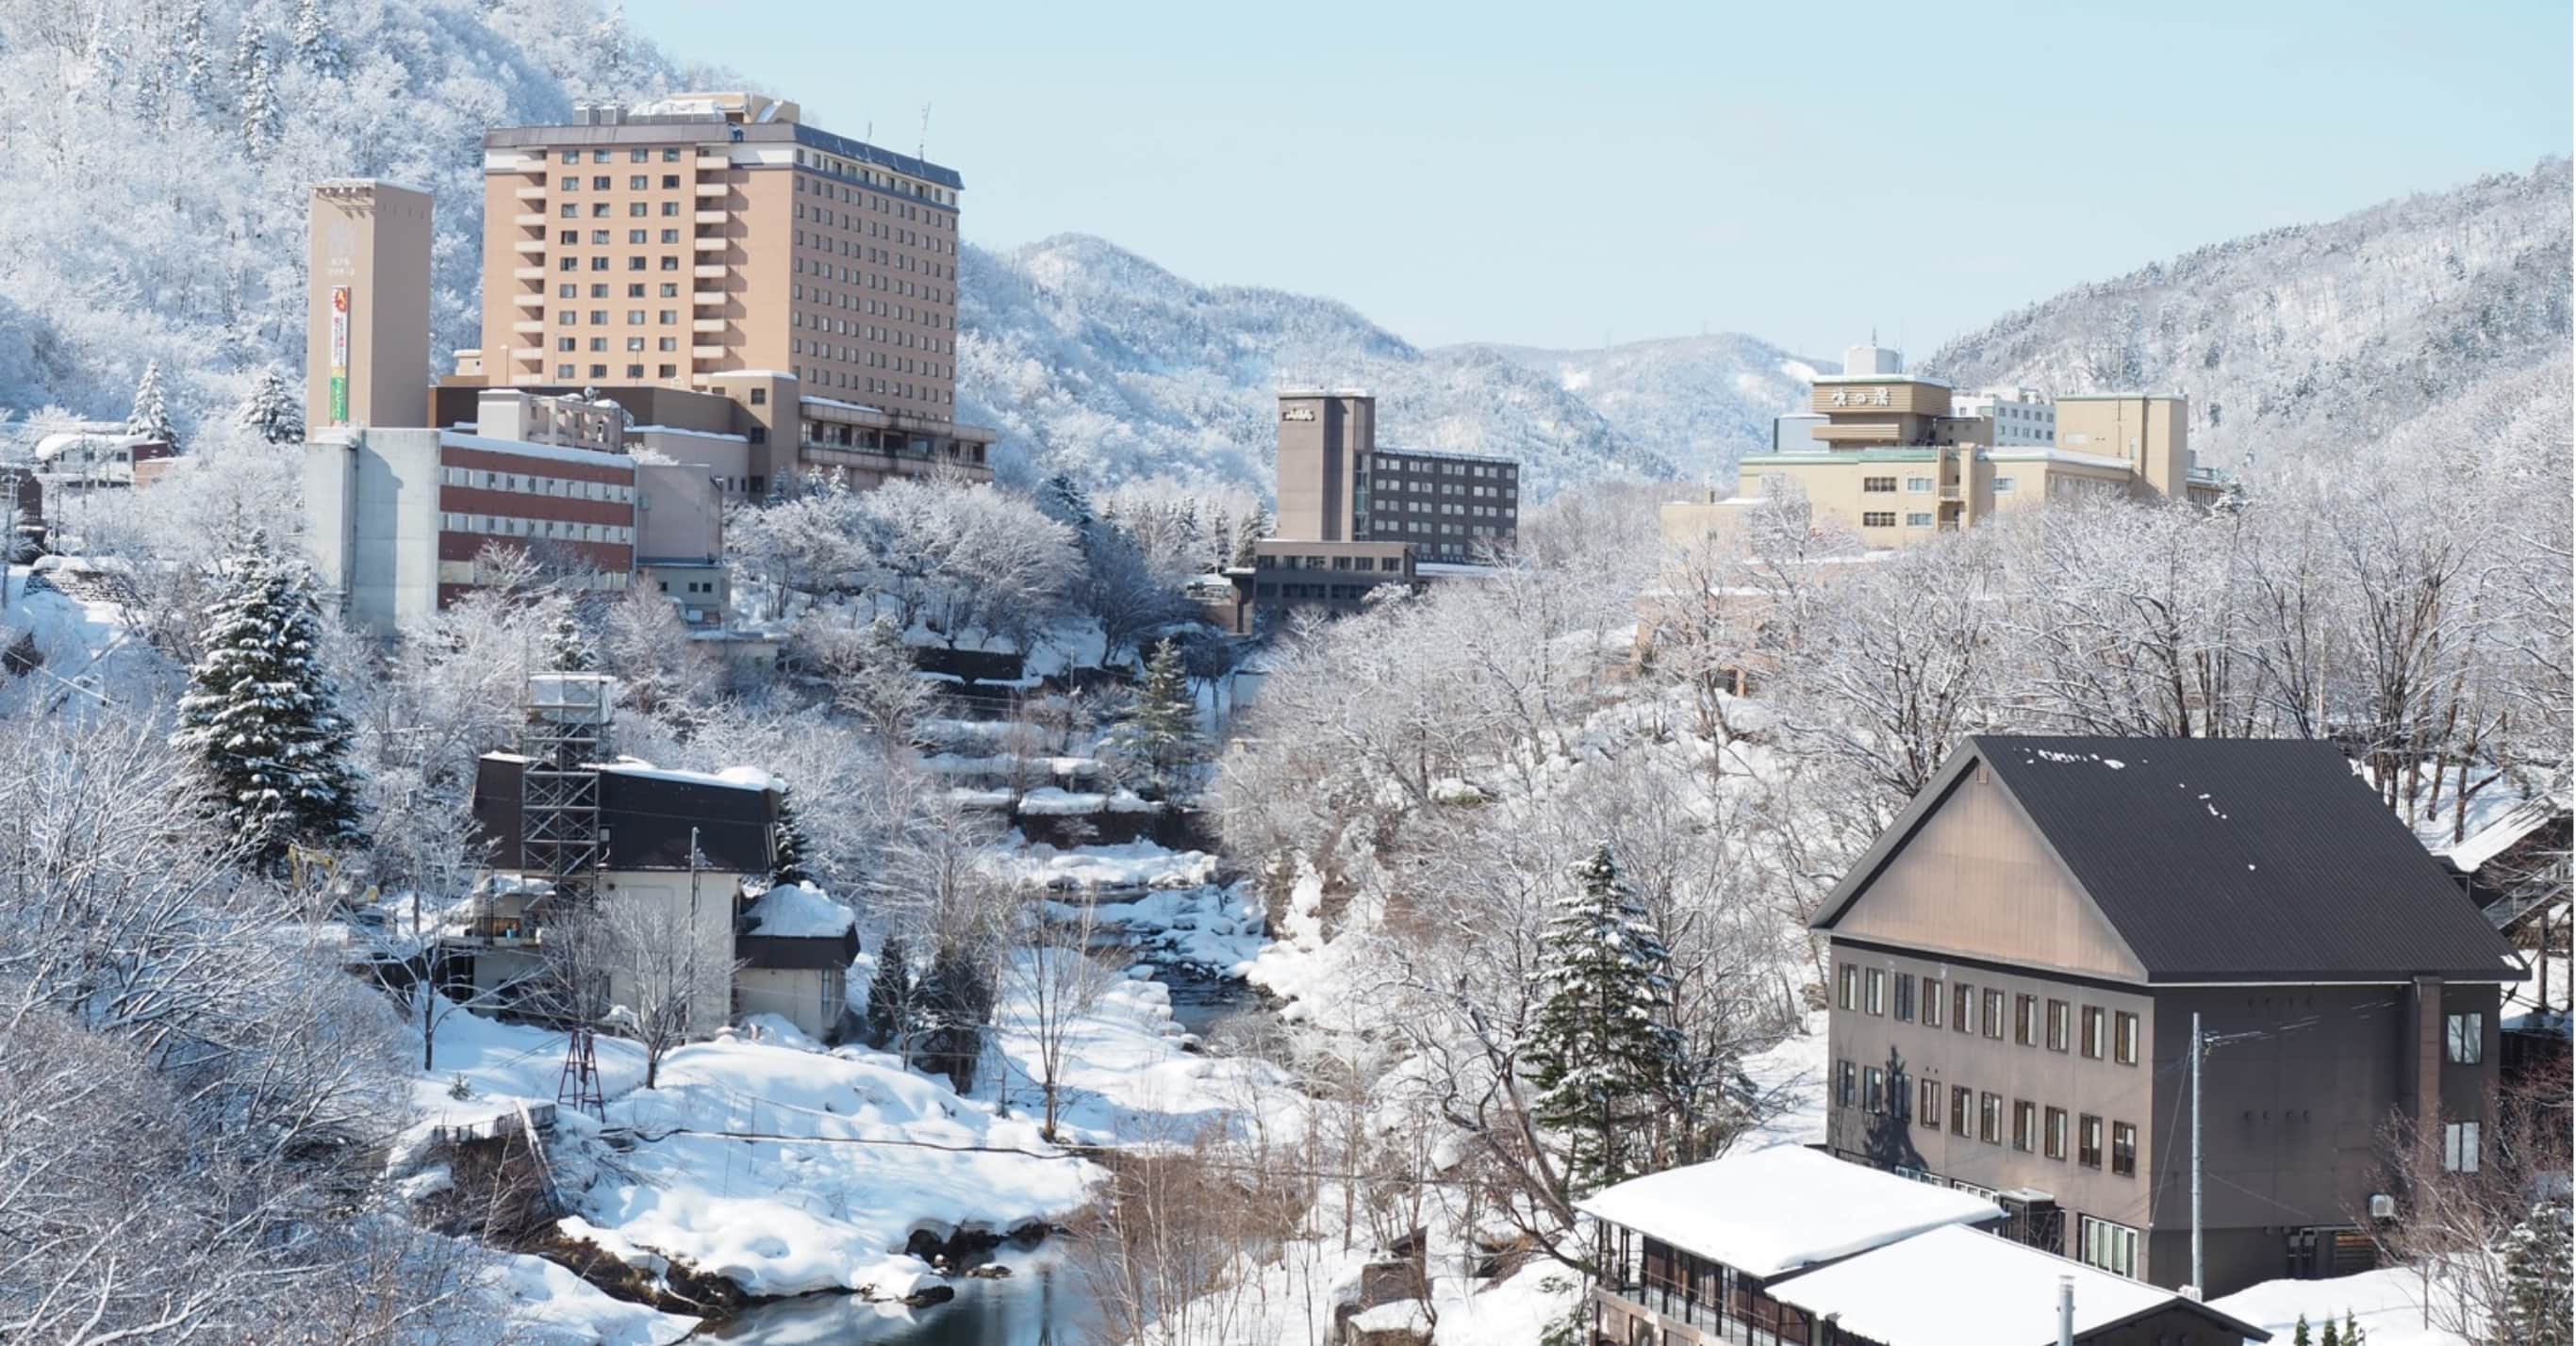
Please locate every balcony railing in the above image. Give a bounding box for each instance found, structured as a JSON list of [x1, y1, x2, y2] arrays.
[[1599, 1277, 1813, 1346]]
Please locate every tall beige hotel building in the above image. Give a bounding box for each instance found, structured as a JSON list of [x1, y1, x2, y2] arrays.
[[470, 90, 971, 435]]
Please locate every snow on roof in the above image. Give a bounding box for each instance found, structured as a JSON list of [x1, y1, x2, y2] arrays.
[[1771, 1224, 2259, 1346], [593, 758, 779, 793], [630, 424, 750, 443], [2443, 796, 2568, 873], [1574, 1146, 2001, 1279], [436, 430, 636, 471], [800, 394, 886, 414], [33, 431, 149, 461], [743, 882, 855, 940]]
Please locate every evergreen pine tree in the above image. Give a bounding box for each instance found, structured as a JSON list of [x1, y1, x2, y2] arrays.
[[237, 368, 303, 445], [2290, 1315, 2311, 1346], [545, 607, 594, 671], [291, 0, 342, 76], [1105, 637, 1201, 795], [173, 532, 366, 866], [1524, 842, 1681, 1194], [239, 37, 279, 157], [126, 360, 176, 449], [917, 942, 995, 1092], [864, 930, 916, 1056], [1038, 470, 1094, 532], [2502, 1199, 2571, 1346], [1230, 508, 1269, 567], [2341, 1311, 2365, 1346], [2320, 1316, 2338, 1346], [770, 785, 816, 887], [179, 0, 215, 107]]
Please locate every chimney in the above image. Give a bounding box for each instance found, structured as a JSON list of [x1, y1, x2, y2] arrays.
[[2056, 1274, 2074, 1346]]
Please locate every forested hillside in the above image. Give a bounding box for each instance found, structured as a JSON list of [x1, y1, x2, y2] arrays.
[[1922, 159, 2571, 470], [1461, 334, 1822, 485], [0, 0, 689, 431]]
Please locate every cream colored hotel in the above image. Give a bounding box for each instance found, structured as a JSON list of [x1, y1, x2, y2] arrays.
[[1666, 344, 2232, 549]]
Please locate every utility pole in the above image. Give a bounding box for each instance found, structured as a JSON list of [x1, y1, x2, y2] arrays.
[[2189, 1010, 2204, 1300]]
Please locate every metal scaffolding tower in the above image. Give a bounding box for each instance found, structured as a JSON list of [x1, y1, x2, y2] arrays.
[[520, 673, 614, 908]]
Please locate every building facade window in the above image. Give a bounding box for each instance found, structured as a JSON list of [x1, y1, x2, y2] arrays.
[[2016, 994, 2039, 1046], [1863, 1067, 1885, 1114], [2079, 1114, 2105, 1168], [2111, 1121, 2137, 1176], [1836, 1060, 1857, 1108], [1862, 476, 1896, 493], [2079, 1217, 2139, 1278], [2047, 999, 2071, 1052], [2044, 1107, 2069, 1160], [1919, 1078, 1942, 1130], [1906, 512, 1933, 526], [1982, 991, 2006, 1041], [1861, 511, 1896, 528], [1923, 978, 1943, 1029], [1838, 964, 1858, 1011], [1953, 983, 1974, 1035], [1866, 969, 1886, 1016], [1979, 1092, 2003, 1144], [1895, 973, 1916, 1023], [2012, 1100, 2037, 1152], [1906, 476, 1933, 492], [1993, 477, 2017, 493], [2115, 1011, 2140, 1065], [2083, 1007, 2107, 1059], [2442, 1121, 2482, 1173], [2447, 1012, 2484, 1064], [1950, 1085, 1973, 1137]]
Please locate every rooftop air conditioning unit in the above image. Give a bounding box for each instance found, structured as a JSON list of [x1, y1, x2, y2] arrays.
[[2369, 1193, 2398, 1220]]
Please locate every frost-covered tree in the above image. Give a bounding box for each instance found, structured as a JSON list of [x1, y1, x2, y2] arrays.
[[178, 0, 216, 107], [172, 532, 365, 867], [1038, 470, 1093, 531], [1524, 843, 1680, 1194], [126, 359, 176, 448], [545, 605, 595, 672], [770, 783, 816, 888], [917, 939, 996, 1092], [2502, 1198, 2573, 1345], [863, 929, 919, 1062], [1230, 507, 1268, 568], [291, 0, 342, 76], [237, 367, 302, 444], [238, 36, 279, 157], [1103, 637, 1201, 796]]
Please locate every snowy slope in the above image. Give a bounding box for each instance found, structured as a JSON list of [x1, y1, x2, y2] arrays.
[[1459, 334, 1824, 486], [1920, 159, 2571, 471], [955, 234, 1679, 497]]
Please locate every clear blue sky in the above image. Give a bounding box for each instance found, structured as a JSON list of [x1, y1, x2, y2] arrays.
[[626, 0, 2570, 357]]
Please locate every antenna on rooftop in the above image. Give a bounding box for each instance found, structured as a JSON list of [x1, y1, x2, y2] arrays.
[[917, 103, 933, 162]]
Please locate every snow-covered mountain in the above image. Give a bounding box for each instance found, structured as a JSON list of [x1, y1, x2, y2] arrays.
[[955, 235, 1697, 497], [1459, 335, 1825, 486], [1921, 159, 2571, 470]]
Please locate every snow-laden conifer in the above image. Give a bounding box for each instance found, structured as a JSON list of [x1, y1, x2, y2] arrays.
[[1526, 841, 1680, 1194]]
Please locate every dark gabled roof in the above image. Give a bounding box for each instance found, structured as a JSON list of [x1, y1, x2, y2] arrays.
[[471, 754, 777, 875], [1815, 736, 2529, 984]]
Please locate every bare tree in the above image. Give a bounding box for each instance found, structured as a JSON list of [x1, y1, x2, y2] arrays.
[[546, 884, 738, 1091], [999, 895, 1107, 1139]]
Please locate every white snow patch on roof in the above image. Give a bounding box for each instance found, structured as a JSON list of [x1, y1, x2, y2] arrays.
[[1574, 1146, 1999, 1278], [743, 882, 855, 940], [1771, 1224, 2219, 1346]]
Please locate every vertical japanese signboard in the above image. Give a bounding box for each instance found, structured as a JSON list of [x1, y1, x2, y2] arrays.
[[328, 287, 351, 425]]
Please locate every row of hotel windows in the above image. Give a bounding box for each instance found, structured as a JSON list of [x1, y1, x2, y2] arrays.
[[1374, 477, 1518, 501], [793, 287, 949, 330], [560, 229, 686, 245], [1862, 511, 1935, 528], [792, 157, 956, 210], [792, 254, 948, 304], [559, 254, 684, 272], [561, 336, 683, 352], [792, 310, 950, 354], [556, 173, 686, 190], [793, 229, 952, 282], [438, 466, 635, 502], [439, 512, 634, 546], [1838, 964, 2141, 1063], [797, 367, 951, 404], [1369, 520, 1503, 538], [558, 148, 686, 163], [559, 363, 681, 381], [1257, 553, 1399, 572], [1841, 1060, 2139, 1176], [556, 283, 687, 300], [789, 338, 947, 379], [1368, 455, 1514, 479], [1257, 583, 1385, 601], [1365, 500, 1513, 519], [559, 202, 685, 218], [1859, 475, 2018, 494], [793, 200, 952, 254]]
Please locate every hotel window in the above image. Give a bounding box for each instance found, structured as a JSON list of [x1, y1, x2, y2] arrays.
[[1862, 511, 1896, 528], [1906, 512, 1933, 527], [628, 202, 648, 217], [2012, 1100, 2037, 1152], [2115, 1012, 2140, 1065], [1978, 1092, 2003, 1144], [2111, 1122, 2137, 1176], [661, 283, 680, 297], [628, 229, 648, 244], [627, 174, 648, 189], [1907, 476, 1933, 492], [2047, 999, 2072, 1052], [658, 310, 677, 323], [658, 337, 677, 352], [1923, 978, 1943, 1028], [555, 337, 575, 353], [663, 173, 681, 188], [662, 201, 680, 217], [556, 364, 575, 379], [2083, 1007, 2107, 1059], [2015, 994, 2039, 1046], [1952, 983, 1973, 1034], [1837, 963, 1858, 1011], [1865, 968, 1885, 1016], [1863, 1067, 1885, 1114], [2447, 1012, 2484, 1064], [1993, 477, 2017, 493], [2079, 1217, 2138, 1278], [1862, 477, 1897, 493], [1950, 1086, 1972, 1137], [2078, 1114, 2104, 1168], [661, 229, 680, 244], [1982, 991, 2005, 1040], [1835, 1060, 1856, 1108], [1894, 973, 1916, 1023], [559, 150, 581, 164], [590, 175, 610, 189], [2044, 1107, 2069, 1159], [558, 229, 579, 245], [558, 257, 579, 271], [1919, 1078, 1941, 1130], [2442, 1121, 2481, 1173]]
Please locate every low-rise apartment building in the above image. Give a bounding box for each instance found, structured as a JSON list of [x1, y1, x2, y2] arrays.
[[1734, 345, 2230, 547], [1813, 736, 2527, 1298]]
